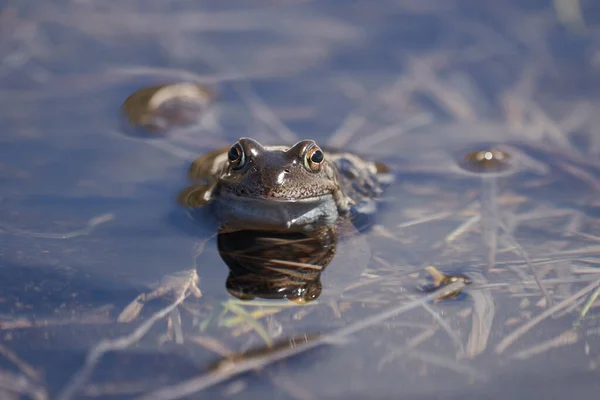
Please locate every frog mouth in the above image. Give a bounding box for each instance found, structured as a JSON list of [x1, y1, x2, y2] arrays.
[[213, 191, 339, 231], [215, 185, 334, 203], [222, 191, 334, 203]]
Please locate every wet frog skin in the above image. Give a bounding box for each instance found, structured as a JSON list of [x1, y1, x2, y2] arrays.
[[179, 137, 392, 231]]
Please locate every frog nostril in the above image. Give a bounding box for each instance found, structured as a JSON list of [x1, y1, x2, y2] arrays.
[[284, 169, 290, 173]]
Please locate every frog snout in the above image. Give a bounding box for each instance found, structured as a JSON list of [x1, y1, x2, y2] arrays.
[[261, 169, 289, 196]]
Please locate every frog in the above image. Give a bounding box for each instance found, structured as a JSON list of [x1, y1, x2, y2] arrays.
[[178, 137, 393, 231]]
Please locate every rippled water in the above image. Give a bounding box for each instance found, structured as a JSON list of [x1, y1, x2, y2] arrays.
[[2, 1, 600, 399]]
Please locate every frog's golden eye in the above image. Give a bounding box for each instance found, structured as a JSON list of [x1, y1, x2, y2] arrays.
[[304, 144, 325, 172], [227, 142, 246, 170]]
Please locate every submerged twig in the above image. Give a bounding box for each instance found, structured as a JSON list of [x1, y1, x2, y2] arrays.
[[0, 344, 41, 382], [118, 269, 201, 323], [1, 213, 114, 239], [497, 219, 554, 307]]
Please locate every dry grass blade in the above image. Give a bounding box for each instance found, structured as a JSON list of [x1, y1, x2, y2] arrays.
[[558, 161, 600, 191], [495, 279, 600, 354], [133, 282, 466, 400], [497, 219, 554, 307], [3, 213, 114, 239], [222, 302, 274, 347], [511, 330, 578, 359], [352, 113, 434, 150], [553, 0, 586, 32], [327, 113, 367, 149], [187, 335, 234, 357], [572, 284, 600, 328], [397, 211, 452, 229], [118, 270, 201, 323], [404, 327, 438, 349], [108, 65, 247, 84], [83, 381, 159, 398], [465, 273, 495, 358], [190, 40, 298, 142], [445, 214, 480, 243], [0, 310, 113, 331], [0, 369, 48, 400], [0, 344, 41, 382]]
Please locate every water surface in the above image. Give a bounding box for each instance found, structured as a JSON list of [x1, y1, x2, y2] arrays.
[[2, 1, 600, 399]]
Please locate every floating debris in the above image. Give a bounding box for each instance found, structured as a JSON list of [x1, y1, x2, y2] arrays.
[[118, 269, 201, 323], [121, 82, 214, 136], [458, 147, 515, 176], [420, 266, 471, 301], [207, 333, 325, 373]]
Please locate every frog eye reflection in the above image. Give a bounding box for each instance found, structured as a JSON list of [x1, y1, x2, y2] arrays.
[[227, 142, 246, 169], [304, 144, 325, 172]]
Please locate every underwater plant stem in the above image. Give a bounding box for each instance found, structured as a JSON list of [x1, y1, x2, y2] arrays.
[[480, 177, 498, 273]]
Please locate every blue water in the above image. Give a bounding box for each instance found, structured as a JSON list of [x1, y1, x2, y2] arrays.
[[2, 1, 600, 399]]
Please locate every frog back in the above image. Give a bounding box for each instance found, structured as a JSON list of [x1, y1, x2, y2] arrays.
[[326, 149, 394, 216]]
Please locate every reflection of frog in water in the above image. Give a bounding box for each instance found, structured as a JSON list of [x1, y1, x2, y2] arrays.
[[219, 227, 337, 304], [179, 137, 392, 231]]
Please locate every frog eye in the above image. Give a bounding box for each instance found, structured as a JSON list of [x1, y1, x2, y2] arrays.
[[304, 144, 325, 172], [227, 142, 246, 170]]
